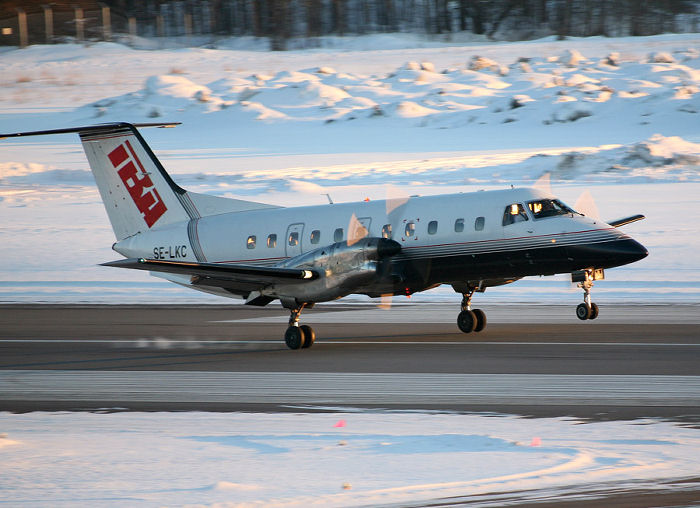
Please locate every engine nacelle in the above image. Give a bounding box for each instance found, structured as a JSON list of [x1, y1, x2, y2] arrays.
[[263, 237, 401, 304]]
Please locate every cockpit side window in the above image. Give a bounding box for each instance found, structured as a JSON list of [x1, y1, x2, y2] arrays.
[[527, 199, 575, 219], [502, 203, 529, 226]]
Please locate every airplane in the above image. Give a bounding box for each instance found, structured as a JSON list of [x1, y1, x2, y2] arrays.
[[1, 122, 648, 349]]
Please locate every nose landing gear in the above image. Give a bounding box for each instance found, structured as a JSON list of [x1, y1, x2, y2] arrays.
[[284, 303, 316, 349], [573, 269, 603, 321], [456, 288, 487, 333]]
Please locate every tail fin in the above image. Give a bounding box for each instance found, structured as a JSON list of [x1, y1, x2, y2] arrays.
[[1, 122, 282, 243], [1, 122, 190, 240], [78, 123, 191, 239]]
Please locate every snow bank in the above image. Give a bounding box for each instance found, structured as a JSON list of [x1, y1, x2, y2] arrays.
[[58, 36, 698, 133]]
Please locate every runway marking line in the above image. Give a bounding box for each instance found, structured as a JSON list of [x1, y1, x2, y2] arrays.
[[2, 339, 700, 346]]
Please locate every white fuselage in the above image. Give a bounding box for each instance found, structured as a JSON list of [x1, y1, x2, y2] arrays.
[[113, 187, 633, 301]]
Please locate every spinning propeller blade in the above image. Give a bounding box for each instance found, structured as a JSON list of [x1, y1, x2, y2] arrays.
[[574, 190, 600, 220], [533, 172, 552, 195]]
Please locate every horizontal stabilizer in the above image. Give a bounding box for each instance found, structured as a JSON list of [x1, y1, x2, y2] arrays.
[[608, 214, 645, 228], [102, 258, 318, 286], [0, 122, 180, 139]]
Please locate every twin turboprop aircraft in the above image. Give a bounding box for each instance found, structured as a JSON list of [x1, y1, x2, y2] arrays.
[[1, 122, 648, 349]]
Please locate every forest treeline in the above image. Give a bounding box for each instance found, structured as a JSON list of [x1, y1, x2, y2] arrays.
[[2, 0, 699, 49]]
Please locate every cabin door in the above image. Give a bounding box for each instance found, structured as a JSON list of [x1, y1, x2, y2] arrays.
[[285, 223, 304, 258]]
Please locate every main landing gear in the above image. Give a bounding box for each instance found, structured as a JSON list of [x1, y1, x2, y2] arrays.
[[573, 269, 602, 321], [457, 289, 487, 334], [284, 303, 316, 350]]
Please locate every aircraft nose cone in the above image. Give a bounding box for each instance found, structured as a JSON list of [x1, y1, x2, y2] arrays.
[[601, 237, 648, 266], [629, 238, 649, 263], [377, 238, 402, 258], [568, 237, 648, 269]]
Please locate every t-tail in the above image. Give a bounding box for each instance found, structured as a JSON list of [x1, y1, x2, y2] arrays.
[[80, 123, 192, 239], [0, 122, 279, 242]]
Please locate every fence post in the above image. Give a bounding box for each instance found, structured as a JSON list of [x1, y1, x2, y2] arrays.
[[17, 8, 28, 48], [184, 12, 192, 40], [100, 3, 111, 41], [42, 5, 53, 44], [74, 6, 84, 41], [128, 16, 136, 38]]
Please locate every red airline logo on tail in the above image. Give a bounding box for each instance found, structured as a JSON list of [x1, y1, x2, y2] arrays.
[[107, 140, 167, 227]]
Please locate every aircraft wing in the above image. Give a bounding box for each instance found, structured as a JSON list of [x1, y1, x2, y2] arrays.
[[102, 258, 318, 297], [607, 214, 645, 228]]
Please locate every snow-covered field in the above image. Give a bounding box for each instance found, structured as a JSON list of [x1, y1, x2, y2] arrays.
[[1, 410, 700, 507], [1, 33, 699, 304]]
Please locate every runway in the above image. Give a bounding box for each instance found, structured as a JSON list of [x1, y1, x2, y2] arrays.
[[2, 303, 699, 417]]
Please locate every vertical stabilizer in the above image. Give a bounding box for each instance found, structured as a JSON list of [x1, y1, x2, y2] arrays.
[[78, 124, 190, 240], [1, 122, 281, 243]]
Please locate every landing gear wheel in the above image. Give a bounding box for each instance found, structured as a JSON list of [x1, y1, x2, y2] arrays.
[[457, 310, 476, 333], [284, 326, 306, 350], [589, 302, 599, 320], [576, 303, 591, 321], [472, 309, 487, 332], [300, 325, 315, 348]]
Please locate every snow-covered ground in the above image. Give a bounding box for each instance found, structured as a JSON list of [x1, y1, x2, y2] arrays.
[[1, 33, 699, 304], [1, 410, 700, 507]]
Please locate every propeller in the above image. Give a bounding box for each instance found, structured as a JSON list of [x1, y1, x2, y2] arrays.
[[343, 183, 410, 309], [573, 189, 600, 220], [347, 213, 369, 246], [379, 184, 411, 308], [533, 172, 552, 195]]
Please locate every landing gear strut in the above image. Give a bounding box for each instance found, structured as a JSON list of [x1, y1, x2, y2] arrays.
[[574, 269, 601, 321], [284, 303, 316, 350], [457, 288, 487, 333]]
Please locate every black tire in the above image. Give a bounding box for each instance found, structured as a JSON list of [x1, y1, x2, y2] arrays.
[[300, 325, 315, 348], [284, 326, 306, 350], [589, 302, 599, 320], [472, 309, 487, 332], [457, 310, 476, 333], [576, 303, 591, 321]]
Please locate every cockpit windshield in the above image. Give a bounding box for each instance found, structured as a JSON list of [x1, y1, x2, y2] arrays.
[[527, 199, 575, 219]]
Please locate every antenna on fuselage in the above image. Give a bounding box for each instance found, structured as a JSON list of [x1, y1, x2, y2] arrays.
[[323, 193, 334, 204]]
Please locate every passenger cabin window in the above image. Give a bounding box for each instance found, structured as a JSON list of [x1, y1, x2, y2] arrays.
[[474, 216, 485, 231], [310, 230, 321, 244], [528, 199, 574, 219], [381, 224, 392, 239], [334, 228, 343, 242], [405, 221, 416, 237], [454, 218, 464, 232], [267, 234, 277, 248], [246, 235, 256, 249], [288, 231, 299, 246], [503, 203, 529, 226], [428, 220, 438, 235]]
